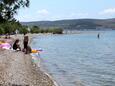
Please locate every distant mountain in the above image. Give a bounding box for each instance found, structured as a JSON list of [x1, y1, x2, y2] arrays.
[[21, 18, 115, 30]]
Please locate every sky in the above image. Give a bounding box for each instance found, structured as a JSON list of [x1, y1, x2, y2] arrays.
[[15, 0, 115, 22]]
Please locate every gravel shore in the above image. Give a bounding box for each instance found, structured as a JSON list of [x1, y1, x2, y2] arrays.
[[0, 34, 56, 86]]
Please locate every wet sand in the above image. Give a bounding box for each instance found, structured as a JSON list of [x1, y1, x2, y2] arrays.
[[0, 34, 56, 86]]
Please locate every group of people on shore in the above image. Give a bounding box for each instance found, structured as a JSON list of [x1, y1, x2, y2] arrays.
[[13, 34, 31, 54]]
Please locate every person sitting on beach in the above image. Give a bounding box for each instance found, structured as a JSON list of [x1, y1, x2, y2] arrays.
[[13, 39, 21, 51]]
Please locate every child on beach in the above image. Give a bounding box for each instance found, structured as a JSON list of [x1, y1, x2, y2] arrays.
[[13, 39, 21, 51]]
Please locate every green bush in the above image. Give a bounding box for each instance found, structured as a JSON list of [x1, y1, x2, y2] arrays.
[[0, 21, 22, 34], [30, 27, 63, 34], [52, 28, 63, 34], [19, 27, 29, 34], [30, 26, 40, 33], [0, 27, 5, 34], [46, 28, 63, 34]]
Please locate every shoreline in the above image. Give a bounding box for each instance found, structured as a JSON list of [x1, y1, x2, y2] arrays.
[[0, 34, 57, 86], [29, 34, 59, 86]]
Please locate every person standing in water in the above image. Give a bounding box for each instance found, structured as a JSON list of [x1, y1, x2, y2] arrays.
[[97, 33, 100, 39]]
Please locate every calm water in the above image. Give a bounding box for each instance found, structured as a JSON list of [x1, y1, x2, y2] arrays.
[[31, 31, 115, 86]]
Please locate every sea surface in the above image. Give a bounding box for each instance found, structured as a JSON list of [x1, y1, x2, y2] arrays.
[[31, 31, 115, 86]]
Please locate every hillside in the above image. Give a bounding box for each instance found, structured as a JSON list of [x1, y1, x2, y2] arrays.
[[21, 18, 115, 30]]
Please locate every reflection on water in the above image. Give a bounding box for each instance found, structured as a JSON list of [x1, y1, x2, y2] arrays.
[[31, 31, 115, 86]]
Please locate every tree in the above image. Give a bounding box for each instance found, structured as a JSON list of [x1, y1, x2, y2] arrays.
[[30, 26, 40, 33], [0, 26, 4, 34], [0, 0, 29, 21], [19, 25, 29, 34], [46, 28, 63, 34], [52, 28, 63, 34]]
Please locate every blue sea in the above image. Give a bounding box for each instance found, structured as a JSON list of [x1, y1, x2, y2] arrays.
[[31, 31, 115, 86]]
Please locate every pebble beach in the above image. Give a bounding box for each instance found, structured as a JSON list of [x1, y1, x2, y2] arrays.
[[0, 34, 56, 86]]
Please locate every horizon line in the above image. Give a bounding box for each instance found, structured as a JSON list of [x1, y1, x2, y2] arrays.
[[19, 17, 115, 22]]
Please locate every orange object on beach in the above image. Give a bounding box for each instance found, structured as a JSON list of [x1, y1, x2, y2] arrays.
[[31, 49, 40, 53]]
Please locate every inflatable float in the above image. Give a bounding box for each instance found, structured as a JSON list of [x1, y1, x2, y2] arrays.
[[31, 49, 43, 53]]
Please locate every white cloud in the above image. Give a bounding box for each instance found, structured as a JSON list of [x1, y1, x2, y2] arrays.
[[99, 8, 115, 15], [37, 9, 49, 16]]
